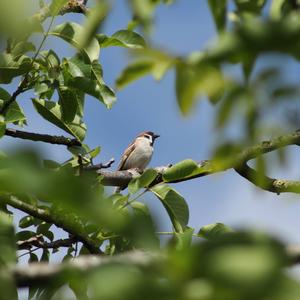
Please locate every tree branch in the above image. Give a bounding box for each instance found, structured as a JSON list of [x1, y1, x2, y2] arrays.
[[12, 251, 159, 287], [5, 128, 81, 146], [10, 247, 300, 287], [234, 163, 300, 194], [1, 196, 102, 254], [95, 130, 300, 193], [17, 235, 76, 250]]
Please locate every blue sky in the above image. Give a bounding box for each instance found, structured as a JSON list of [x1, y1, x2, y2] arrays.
[[4, 0, 300, 259]]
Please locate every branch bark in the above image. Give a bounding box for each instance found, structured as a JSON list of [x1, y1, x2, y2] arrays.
[[5, 128, 81, 146], [17, 236, 76, 250], [10, 248, 300, 287], [12, 250, 156, 287], [95, 130, 300, 193], [1, 196, 101, 254], [235, 163, 300, 194]]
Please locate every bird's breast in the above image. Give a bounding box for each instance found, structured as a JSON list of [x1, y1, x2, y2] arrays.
[[123, 142, 153, 170]]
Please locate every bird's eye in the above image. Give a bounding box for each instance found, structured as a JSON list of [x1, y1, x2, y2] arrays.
[[144, 135, 151, 139]]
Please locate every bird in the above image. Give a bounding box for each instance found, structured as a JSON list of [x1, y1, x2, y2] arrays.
[[114, 131, 160, 193]]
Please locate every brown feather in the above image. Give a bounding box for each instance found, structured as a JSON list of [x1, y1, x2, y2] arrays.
[[117, 141, 136, 171]]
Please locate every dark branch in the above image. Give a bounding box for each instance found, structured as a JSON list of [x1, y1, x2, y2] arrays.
[[17, 235, 76, 250], [5, 128, 81, 146], [234, 163, 300, 194], [1, 196, 101, 254]]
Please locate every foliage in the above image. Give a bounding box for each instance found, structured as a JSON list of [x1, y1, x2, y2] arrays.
[[0, 0, 300, 299]]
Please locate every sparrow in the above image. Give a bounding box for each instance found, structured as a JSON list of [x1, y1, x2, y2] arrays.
[[115, 131, 160, 192]]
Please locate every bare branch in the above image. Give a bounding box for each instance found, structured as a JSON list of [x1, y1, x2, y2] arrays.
[[1, 196, 102, 254], [5, 128, 81, 147], [84, 158, 115, 171]]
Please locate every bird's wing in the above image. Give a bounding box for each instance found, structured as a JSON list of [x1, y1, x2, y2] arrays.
[[117, 142, 136, 170]]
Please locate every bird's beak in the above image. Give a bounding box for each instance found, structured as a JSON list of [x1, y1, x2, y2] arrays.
[[153, 134, 160, 140]]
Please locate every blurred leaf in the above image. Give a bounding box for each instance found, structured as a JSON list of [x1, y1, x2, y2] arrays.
[[49, 0, 68, 16], [175, 227, 194, 250], [128, 169, 158, 194], [270, 0, 287, 19], [32, 98, 86, 141], [208, 0, 227, 33], [198, 223, 234, 239], [0, 54, 31, 84], [151, 184, 189, 232], [0, 211, 16, 265], [176, 62, 225, 115], [50, 22, 100, 62], [97, 30, 146, 49], [11, 41, 35, 58], [128, 0, 158, 31], [234, 0, 267, 14], [78, 1, 109, 49], [116, 50, 174, 89], [116, 60, 153, 89]]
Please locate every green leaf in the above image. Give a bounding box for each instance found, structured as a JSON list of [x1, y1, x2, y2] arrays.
[[49, 0, 68, 16], [16, 230, 36, 241], [208, 0, 227, 33], [128, 169, 158, 194], [198, 223, 234, 239], [78, 1, 109, 49], [32, 98, 86, 141], [162, 159, 202, 182], [0, 54, 31, 84], [0, 211, 16, 265], [234, 0, 267, 14], [50, 22, 100, 62], [68, 77, 116, 109], [0, 87, 26, 124], [151, 184, 189, 232], [64, 57, 116, 109], [175, 62, 225, 115], [11, 41, 35, 58], [58, 87, 78, 122], [98, 30, 146, 49], [175, 227, 194, 250], [116, 60, 153, 89], [19, 215, 36, 228]]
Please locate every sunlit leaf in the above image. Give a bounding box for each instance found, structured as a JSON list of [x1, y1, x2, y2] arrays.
[[50, 22, 100, 62], [151, 184, 189, 232], [32, 98, 86, 141], [98, 30, 146, 49], [0, 87, 26, 124], [128, 169, 158, 194], [198, 223, 234, 239], [0, 54, 31, 84]]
